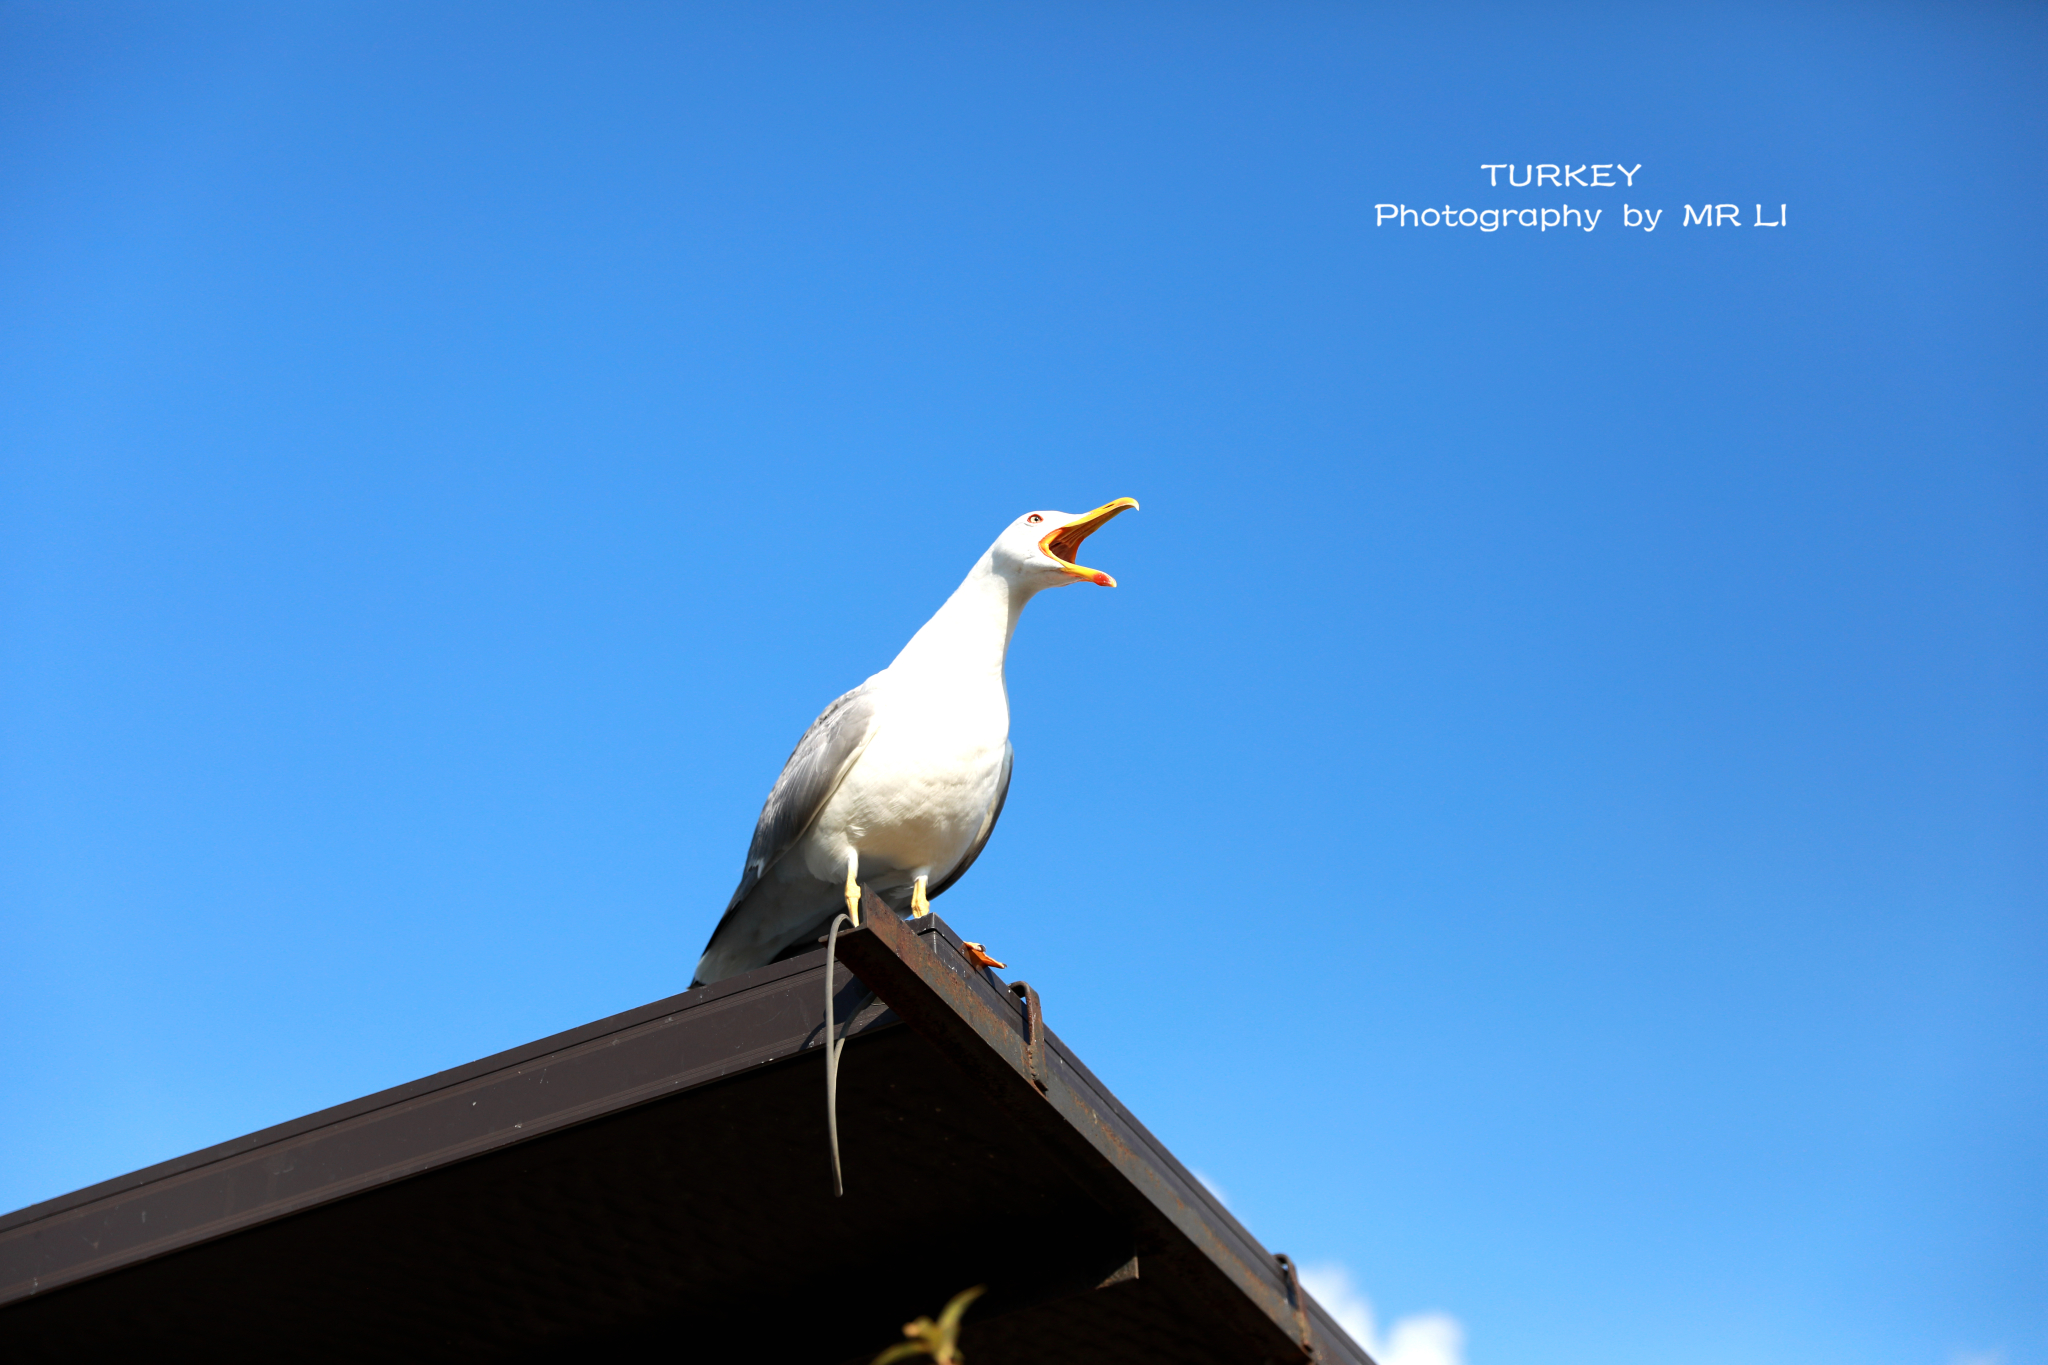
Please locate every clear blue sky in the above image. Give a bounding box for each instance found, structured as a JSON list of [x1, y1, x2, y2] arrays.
[[3, 5, 2041, 1364]]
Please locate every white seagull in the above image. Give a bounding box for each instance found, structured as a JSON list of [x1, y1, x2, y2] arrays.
[[691, 498, 1139, 987]]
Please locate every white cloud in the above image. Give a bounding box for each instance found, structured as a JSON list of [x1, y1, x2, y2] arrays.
[[1298, 1263, 1465, 1365], [1950, 1351, 2003, 1365]]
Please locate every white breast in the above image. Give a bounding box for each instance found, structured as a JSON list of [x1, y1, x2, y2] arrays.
[[800, 669, 1008, 894]]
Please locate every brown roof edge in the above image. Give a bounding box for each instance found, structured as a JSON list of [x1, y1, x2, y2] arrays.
[[2, 902, 1373, 1364], [840, 893, 1368, 1365], [0, 954, 808, 1239]]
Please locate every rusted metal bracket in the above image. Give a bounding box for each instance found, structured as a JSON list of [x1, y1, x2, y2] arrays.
[[1095, 1254, 1140, 1290], [967, 1249, 1142, 1329], [1274, 1253, 1317, 1358], [1009, 981, 1048, 1092]]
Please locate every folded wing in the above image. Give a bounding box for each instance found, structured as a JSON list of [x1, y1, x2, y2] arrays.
[[714, 683, 878, 929]]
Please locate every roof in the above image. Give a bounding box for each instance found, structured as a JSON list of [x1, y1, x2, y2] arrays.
[[0, 900, 1372, 1364]]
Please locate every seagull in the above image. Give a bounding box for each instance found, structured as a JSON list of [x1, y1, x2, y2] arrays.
[[690, 498, 1139, 987]]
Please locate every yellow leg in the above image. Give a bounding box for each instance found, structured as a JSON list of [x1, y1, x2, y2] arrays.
[[910, 875, 931, 918], [844, 854, 862, 928]]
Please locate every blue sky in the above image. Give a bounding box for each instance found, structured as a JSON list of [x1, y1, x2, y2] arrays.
[[3, 5, 2042, 1363]]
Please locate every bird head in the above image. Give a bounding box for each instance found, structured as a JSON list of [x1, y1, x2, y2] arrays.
[[991, 498, 1140, 589]]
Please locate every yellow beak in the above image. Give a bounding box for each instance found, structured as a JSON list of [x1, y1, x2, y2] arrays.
[[1039, 497, 1139, 586]]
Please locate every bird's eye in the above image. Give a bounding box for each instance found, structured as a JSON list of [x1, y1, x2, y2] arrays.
[[1026, 514, 1043, 524]]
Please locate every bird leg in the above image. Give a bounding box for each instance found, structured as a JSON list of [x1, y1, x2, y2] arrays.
[[910, 875, 930, 918], [844, 853, 862, 928]]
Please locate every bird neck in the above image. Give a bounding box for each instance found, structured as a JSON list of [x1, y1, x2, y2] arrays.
[[888, 553, 1035, 683]]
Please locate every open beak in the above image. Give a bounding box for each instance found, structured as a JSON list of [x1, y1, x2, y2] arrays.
[[1040, 497, 1139, 586]]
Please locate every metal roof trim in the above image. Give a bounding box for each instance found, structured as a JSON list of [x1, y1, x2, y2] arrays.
[[3, 907, 1373, 1365]]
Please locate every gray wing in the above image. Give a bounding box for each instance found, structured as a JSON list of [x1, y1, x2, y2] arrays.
[[928, 741, 1011, 899], [714, 684, 878, 925]]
